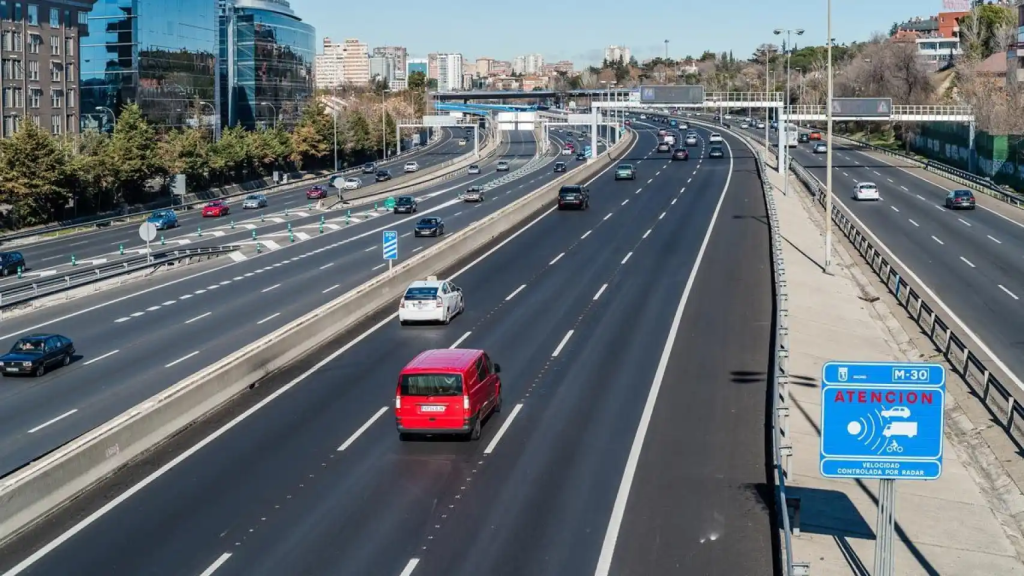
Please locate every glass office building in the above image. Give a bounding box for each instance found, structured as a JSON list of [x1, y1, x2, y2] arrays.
[[79, 0, 218, 131], [218, 0, 314, 130]]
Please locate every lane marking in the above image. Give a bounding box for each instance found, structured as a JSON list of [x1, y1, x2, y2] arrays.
[[323, 284, 340, 293], [28, 409, 78, 434], [658, 212, 665, 220], [412, 247, 423, 253], [185, 312, 211, 324], [604, 213, 612, 221], [581, 230, 591, 239], [257, 313, 280, 325], [932, 236, 944, 245], [450, 331, 472, 348], [261, 284, 280, 293], [337, 406, 389, 451], [83, 350, 119, 365], [988, 235, 1002, 244], [483, 402, 524, 455], [550, 252, 564, 265], [506, 285, 526, 301], [958, 218, 972, 227], [114, 317, 129, 323], [642, 230, 651, 239], [621, 199, 628, 206], [891, 206, 899, 212], [551, 330, 574, 357], [198, 553, 232, 576], [901, 186, 908, 191], [917, 194, 925, 200], [909, 219, 919, 227], [1000, 285, 1020, 300], [320, 263, 334, 269], [593, 284, 608, 300], [960, 256, 976, 268], [621, 252, 632, 264], [372, 263, 386, 270], [165, 351, 199, 368], [399, 559, 420, 576]]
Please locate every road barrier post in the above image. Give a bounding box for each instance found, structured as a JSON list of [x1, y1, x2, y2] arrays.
[[261, 213, 265, 222], [16, 266, 22, 279], [161, 235, 165, 245], [230, 220, 235, 229], [71, 255, 76, 266], [319, 223, 324, 234], [256, 242, 262, 253], [289, 231, 294, 243], [197, 227, 202, 237], [251, 230, 257, 240]]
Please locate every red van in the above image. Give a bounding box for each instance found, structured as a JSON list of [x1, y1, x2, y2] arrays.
[[395, 348, 502, 441]]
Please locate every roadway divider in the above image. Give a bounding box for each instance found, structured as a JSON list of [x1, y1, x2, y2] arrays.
[[0, 127, 635, 546]]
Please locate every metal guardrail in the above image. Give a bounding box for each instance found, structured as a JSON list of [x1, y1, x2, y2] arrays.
[[0, 245, 239, 310], [0, 127, 459, 243]]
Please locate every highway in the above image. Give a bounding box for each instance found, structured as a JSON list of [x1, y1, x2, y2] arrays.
[[2, 127, 468, 272], [0, 123, 775, 575], [0, 128, 606, 477]]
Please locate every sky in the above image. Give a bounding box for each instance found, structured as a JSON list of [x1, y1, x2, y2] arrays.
[[295, 0, 950, 66]]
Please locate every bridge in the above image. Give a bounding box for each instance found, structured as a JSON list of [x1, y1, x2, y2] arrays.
[[434, 102, 537, 114], [433, 88, 634, 101]]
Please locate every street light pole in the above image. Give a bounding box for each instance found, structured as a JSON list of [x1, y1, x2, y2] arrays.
[[764, 47, 772, 151], [825, 0, 834, 273], [774, 27, 804, 195], [97, 106, 116, 131], [381, 88, 388, 160], [259, 102, 277, 129], [333, 109, 338, 172]]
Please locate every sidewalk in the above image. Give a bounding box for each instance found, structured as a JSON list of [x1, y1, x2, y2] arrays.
[[764, 160, 1024, 574]]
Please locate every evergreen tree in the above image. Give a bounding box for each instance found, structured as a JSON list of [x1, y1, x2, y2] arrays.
[[108, 103, 160, 204], [0, 120, 73, 225]]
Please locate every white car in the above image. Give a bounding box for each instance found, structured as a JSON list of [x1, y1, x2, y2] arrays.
[[242, 194, 267, 209], [468, 164, 481, 174], [709, 133, 723, 143], [458, 138, 467, 146], [854, 182, 880, 201], [740, 122, 749, 129], [561, 148, 572, 155], [404, 161, 420, 173], [342, 177, 362, 190], [398, 277, 465, 325], [496, 161, 510, 171]]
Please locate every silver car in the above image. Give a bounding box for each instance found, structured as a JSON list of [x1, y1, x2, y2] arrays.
[[343, 177, 362, 190], [242, 194, 267, 209], [463, 186, 485, 202], [468, 164, 481, 174], [496, 161, 510, 172]]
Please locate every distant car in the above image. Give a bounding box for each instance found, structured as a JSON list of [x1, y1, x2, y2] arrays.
[[375, 170, 392, 182], [854, 182, 880, 201], [813, 143, 827, 154], [397, 277, 465, 326], [557, 185, 589, 210], [672, 148, 689, 161], [945, 189, 976, 210], [306, 185, 328, 199], [554, 161, 567, 172], [756, 122, 765, 129], [241, 194, 267, 209], [342, 178, 362, 190], [575, 152, 586, 161], [809, 131, 822, 140], [740, 122, 749, 129], [458, 138, 467, 146], [404, 161, 420, 173], [708, 145, 725, 159], [468, 164, 481, 174], [414, 216, 445, 236], [798, 133, 810, 143], [656, 142, 670, 153], [0, 251, 25, 276], [362, 162, 376, 174], [463, 186, 485, 202], [615, 164, 636, 180], [147, 210, 178, 230], [0, 334, 75, 377], [708, 133, 723, 143], [496, 161, 510, 171], [394, 196, 417, 214], [684, 135, 698, 147], [561, 147, 573, 155], [202, 200, 229, 217]]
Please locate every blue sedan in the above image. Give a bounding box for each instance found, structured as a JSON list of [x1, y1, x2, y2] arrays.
[[414, 217, 445, 237]]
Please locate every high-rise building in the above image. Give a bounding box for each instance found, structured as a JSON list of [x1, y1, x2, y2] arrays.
[[525, 53, 544, 74], [406, 57, 427, 78], [338, 38, 369, 85], [219, 0, 315, 131], [490, 60, 511, 76], [373, 46, 407, 79], [512, 55, 525, 74], [315, 37, 345, 89], [0, 0, 82, 138], [437, 53, 463, 91], [604, 45, 631, 64], [475, 57, 492, 76], [80, 0, 218, 132], [368, 55, 394, 83], [427, 53, 439, 79]]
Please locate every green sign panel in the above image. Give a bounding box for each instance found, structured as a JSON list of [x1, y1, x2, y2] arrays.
[[384, 197, 396, 210]]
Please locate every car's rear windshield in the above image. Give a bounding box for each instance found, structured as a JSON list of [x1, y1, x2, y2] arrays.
[[617, 165, 632, 170], [560, 186, 582, 194], [404, 287, 438, 300], [401, 373, 463, 396], [397, 197, 414, 204], [954, 190, 972, 197]]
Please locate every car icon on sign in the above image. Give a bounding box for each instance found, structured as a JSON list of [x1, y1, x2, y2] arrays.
[[881, 406, 911, 419]]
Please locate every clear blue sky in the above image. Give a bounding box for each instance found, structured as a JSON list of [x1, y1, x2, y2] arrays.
[[295, 0, 945, 65]]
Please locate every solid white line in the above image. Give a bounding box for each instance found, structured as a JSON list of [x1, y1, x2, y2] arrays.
[[198, 553, 232, 576], [164, 351, 199, 368], [506, 284, 526, 300], [958, 218, 972, 227], [552, 330, 574, 357], [27, 409, 78, 434], [621, 252, 632, 264], [257, 313, 280, 325], [83, 350, 118, 365], [604, 213, 612, 221], [398, 559, 420, 576], [0, 121, 642, 576], [960, 256, 975, 268], [337, 406, 389, 451], [450, 331, 472, 348], [581, 230, 591, 239], [483, 402, 524, 455], [642, 229, 651, 239], [908, 219, 919, 227], [999, 285, 1020, 300], [550, 252, 564, 265], [320, 263, 334, 269], [595, 127, 735, 576], [323, 284, 340, 293], [261, 284, 280, 293], [593, 284, 608, 300], [932, 236, 944, 245], [185, 312, 211, 324]]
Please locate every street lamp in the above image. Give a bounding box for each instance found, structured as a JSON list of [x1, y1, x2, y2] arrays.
[[259, 101, 277, 129], [96, 106, 115, 131], [825, 0, 834, 273], [197, 101, 218, 141], [381, 88, 392, 159], [774, 27, 804, 196]]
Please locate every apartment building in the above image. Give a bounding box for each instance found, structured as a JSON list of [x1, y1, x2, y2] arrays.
[[0, 0, 81, 138], [437, 53, 462, 91], [604, 45, 631, 64], [372, 45, 406, 79]]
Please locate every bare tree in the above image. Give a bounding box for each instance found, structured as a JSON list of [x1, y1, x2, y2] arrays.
[[577, 69, 599, 89]]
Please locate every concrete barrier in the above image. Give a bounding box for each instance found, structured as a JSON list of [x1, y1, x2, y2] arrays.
[[0, 128, 634, 545]]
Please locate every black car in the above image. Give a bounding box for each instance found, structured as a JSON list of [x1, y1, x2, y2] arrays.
[[375, 170, 392, 182], [945, 189, 976, 210], [414, 217, 445, 236], [575, 152, 586, 161], [557, 185, 590, 210], [708, 146, 725, 158], [672, 148, 689, 161], [0, 251, 26, 276], [798, 133, 810, 143], [394, 196, 417, 214], [0, 334, 75, 377], [362, 162, 376, 174], [554, 162, 567, 172], [656, 142, 671, 153]]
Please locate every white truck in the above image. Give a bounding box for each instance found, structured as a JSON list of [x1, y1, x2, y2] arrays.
[[663, 133, 676, 146]]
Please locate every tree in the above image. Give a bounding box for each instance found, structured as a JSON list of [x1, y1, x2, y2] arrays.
[[158, 128, 211, 191], [407, 70, 427, 92], [290, 100, 332, 168], [698, 50, 716, 62], [107, 103, 160, 205], [209, 125, 252, 182], [0, 120, 73, 225], [249, 127, 292, 173], [345, 110, 374, 156], [959, 4, 1015, 59]]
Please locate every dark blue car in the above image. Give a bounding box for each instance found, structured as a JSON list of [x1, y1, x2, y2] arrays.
[[414, 217, 445, 237], [0, 334, 75, 377]]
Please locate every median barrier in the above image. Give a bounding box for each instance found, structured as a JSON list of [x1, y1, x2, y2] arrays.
[[0, 127, 634, 545]]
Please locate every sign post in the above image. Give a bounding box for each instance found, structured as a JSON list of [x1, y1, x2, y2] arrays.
[[820, 361, 946, 576], [138, 222, 158, 263], [382, 230, 398, 272]]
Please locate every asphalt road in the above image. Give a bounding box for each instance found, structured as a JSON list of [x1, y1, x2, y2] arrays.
[[0, 128, 606, 477], [0, 124, 775, 576], [3, 127, 468, 271]]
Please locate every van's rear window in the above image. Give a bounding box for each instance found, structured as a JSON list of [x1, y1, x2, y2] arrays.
[[404, 287, 438, 300], [401, 374, 462, 396]]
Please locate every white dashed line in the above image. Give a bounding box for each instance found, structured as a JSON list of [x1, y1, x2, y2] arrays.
[[658, 212, 665, 220], [887, 178, 894, 183], [399, 558, 420, 576], [872, 170, 881, 175], [621, 199, 629, 206], [960, 257, 975, 268], [550, 252, 564, 265], [322, 284, 339, 293], [581, 230, 591, 239], [604, 213, 612, 221], [401, 232, 411, 237], [932, 236, 944, 245], [257, 313, 280, 325], [958, 218, 972, 227], [916, 194, 925, 200], [165, 351, 199, 368], [483, 402, 523, 455], [593, 284, 608, 300], [198, 553, 232, 576], [901, 186, 909, 191], [337, 406, 389, 452], [909, 219, 919, 227], [552, 330, 574, 357], [671, 198, 677, 204], [261, 284, 280, 293], [412, 246, 423, 252], [999, 285, 1020, 300], [621, 252, 632, 264], [450, 331, 472, 348], [27, 409, 78, 434], [364, 246, 374, 252], [130, 312, 144, 317], [506, 285, 526, 300], [988, 235, 1002, 244], [372, 263, 386, 270], [186, 312, 211, 324], [642, 230, 651, 239], [891, 206, 899, 212], [83, 350, 119, 366]]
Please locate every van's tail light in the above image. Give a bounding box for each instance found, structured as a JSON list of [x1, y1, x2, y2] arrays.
[[463, 395, 470, 411], [396, 395, 401, 410], [435, 297, 443, 308]]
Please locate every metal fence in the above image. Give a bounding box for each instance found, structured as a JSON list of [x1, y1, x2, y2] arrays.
[[0, 245, 239, 310]]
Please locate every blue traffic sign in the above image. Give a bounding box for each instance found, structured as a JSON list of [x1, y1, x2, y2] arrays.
[[383, 230, 398, 260], [820, 361, 945, 481]]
